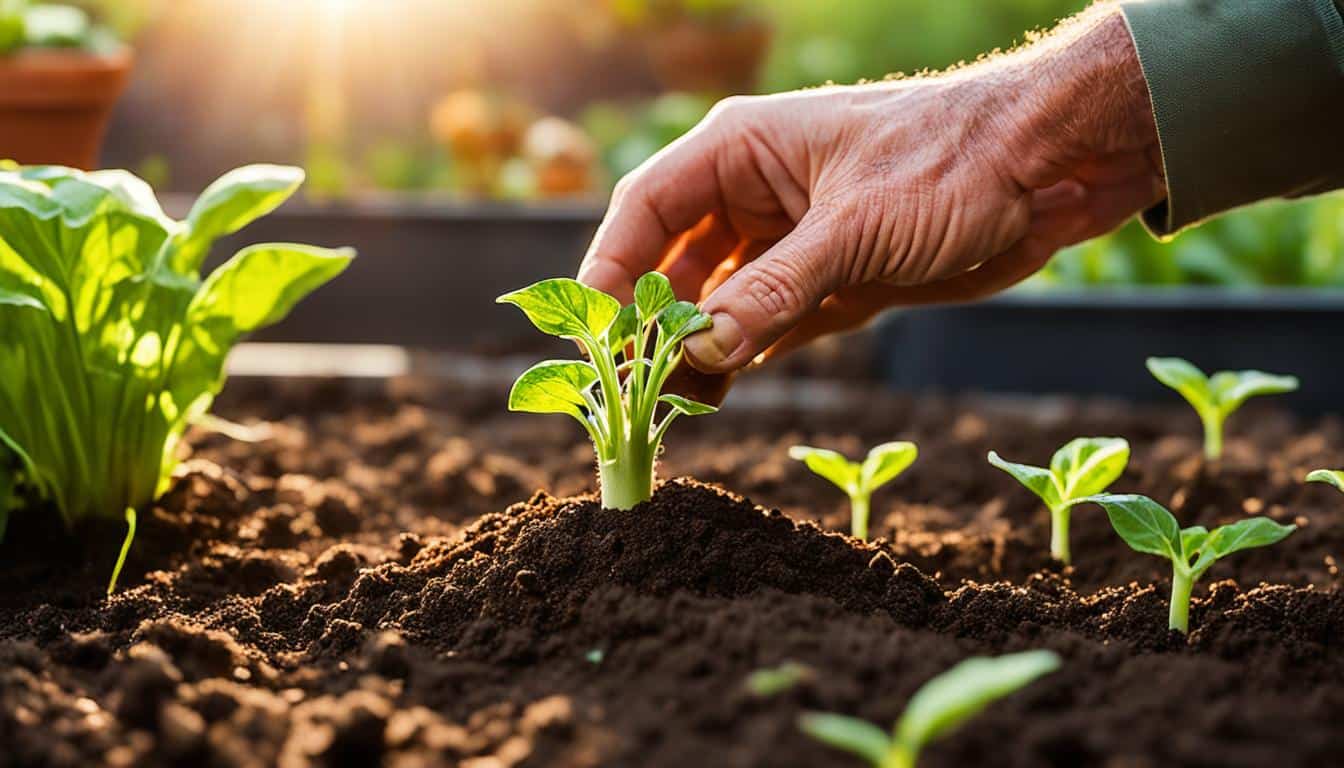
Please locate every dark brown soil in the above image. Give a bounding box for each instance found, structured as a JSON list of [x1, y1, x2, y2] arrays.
[[1, 377, 1341, 767]]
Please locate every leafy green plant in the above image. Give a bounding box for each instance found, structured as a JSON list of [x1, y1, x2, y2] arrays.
[[988, 437, 1129, 564], [1306, 469, 1344, 492], [799, 650, 1060, 768], [1146, 357, 1298, 460], [789, 442, 917, 541], [1084, 494, 1295, 633], [0, 1, 111, 54], [0, 164, 353, 592], [498, 272, 716, 509]]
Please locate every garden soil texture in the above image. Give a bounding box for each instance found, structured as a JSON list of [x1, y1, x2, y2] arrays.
[[2, 378, 1341, 767]]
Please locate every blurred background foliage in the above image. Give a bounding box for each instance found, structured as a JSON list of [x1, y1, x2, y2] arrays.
[[94, 0, 1343, 288]]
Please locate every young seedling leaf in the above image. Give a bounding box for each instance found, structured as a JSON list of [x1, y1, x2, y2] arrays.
[[1307, 469, 1344, 491], [634, 271, 676, 321], [497, 278, 621, 342], [895, 650, 1061, 756], [989, 437, 1129, 563], [508, 360, 599, 417], [1089, 493, 1180, 559], [789, 446, 860, 494], [798, 713, 892, 765], [499, 272, 715, 509], [800, 651, 1061, 768], [745, 661, 812, 697], [1146, 357, 1298, 459], [860, 442, 918, 491], [1086, 493, 1296, 632], [171, 164, 305, 272]]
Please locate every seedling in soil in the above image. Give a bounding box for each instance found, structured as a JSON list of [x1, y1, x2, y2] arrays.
[[799, 650, 1060, 768], [0, 164, 353, 592], [1085, 494, 1295, 633], [498, 272, 716, 509], [1146, 357, 1298, 460], [988, 437, 1129, 564], [746, 661, 813, 698], [789, 442, 917, 541], [1306, 469, 1344, 492]]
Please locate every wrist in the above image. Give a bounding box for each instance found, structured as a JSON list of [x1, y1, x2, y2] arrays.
[[1002, 4, 1161, 188]]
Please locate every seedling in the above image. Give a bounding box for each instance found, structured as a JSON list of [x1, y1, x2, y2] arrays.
[[746, 661, 813, 698], [799, 650, 1060, 768], [988, 437, 1129, 564], [789, 442, 917, 541], [1146, 357, 1298, 460], [498, 272, 716, 509], [1306, 469, 1344, 492], [0, 164, 353, 592], [1085, 494, 1295, 633]]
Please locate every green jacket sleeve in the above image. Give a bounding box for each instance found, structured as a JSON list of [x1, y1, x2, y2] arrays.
[[1120, 0, 1344, 236]]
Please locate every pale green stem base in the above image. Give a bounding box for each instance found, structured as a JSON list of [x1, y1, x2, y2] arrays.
[[1049, 505, 1071, 564], [107, 507, 137, 595], [1169, 569, 1194, 633], [598, 449, 654, 510], [849, 494, 870, 541], [882, 746, 916, 768], [1201, 415, 1224, 461]]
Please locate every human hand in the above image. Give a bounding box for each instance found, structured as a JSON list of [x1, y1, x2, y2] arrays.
[[578, 7, 1162, 395]]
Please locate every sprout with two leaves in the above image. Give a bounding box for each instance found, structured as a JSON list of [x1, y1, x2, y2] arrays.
[[800, 650, 1061, 768], [498, 272, 716, 509], [1146, 357, 1298, 460], [1085, 494, 1295, 633], [789, 442, 917, 540], [988, 437, 1129, 564]]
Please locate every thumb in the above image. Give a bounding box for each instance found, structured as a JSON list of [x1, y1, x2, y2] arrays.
[[684, 213, 840, 373]]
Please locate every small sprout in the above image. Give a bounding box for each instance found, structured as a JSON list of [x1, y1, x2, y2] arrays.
[[1146, 357, 1298, 460], [745, 661, 813, 698], [1085, 494, 1296, 633], [1306, 469, 1344, 492], [799, 650, 1060, 768], [585, 648, 604, 664], [498, 272, 717, 509], [988, 437, 1129, 564], [789, 442, 918, 540]]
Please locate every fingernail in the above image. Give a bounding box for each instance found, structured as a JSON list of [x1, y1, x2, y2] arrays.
[[683, 313, 744, 372]]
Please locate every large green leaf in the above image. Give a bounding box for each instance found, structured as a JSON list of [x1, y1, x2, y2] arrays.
[[860, 441, 917, 492], [508, 360, 599, 418], [497, 277, 621, 342], [169, 165, 305, 272], [1050, 437, 1129, 500], [789, 446, 860, 495], [1087, 494, 1180, 560], [894, 651, 1061, 755], [798, 713, 891, 766]]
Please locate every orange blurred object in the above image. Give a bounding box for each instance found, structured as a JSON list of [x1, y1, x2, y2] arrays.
[[523, 116, 599, 198], [0, 48, 132, 168], [430, 89, 533, 194]]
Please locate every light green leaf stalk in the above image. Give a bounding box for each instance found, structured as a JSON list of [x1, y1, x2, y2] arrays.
[[0, 164, 352, 593], [1306, 469, 1344, 492], [988, 437, 1129, 564], [799, 650, 1061, 768], [1084, 494, 1295, 633], [789, 442, 917, 541], [1146, 357, 1298, 460], [498, 272, 717, 509]]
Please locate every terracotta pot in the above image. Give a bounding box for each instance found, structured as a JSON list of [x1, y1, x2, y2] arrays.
[[646, 16, 771, 95], [0, 48, 132, 169]]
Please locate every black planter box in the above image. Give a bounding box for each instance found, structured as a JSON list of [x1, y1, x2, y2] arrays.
[[193, 196, 603, 350], [875, 288, 1344, 413]]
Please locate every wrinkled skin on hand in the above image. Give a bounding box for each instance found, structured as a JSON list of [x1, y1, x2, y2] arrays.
[[579, 7, 1162, 402]]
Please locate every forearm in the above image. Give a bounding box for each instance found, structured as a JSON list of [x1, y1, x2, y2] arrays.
[[1121, 0, 1344, 234]]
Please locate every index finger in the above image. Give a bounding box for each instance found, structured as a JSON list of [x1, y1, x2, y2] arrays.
[[577, 124, 727, 302]]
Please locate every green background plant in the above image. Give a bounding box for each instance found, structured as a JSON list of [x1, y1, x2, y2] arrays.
[[0, 164, 352, 591]]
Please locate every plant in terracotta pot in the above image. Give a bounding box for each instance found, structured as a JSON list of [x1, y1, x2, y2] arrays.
[[0, 1, 132, 169], [615, 0, 772, 94]]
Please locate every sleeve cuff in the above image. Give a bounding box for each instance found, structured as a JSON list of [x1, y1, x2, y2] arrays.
[[1121, 0, 1344, 237]]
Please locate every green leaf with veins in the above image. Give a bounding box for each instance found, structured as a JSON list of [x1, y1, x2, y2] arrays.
[[1049, 437, 1129, 500], [789, 446, 860, 494], [1191, 517, 1295, 574], [988, 451, 1062, 510], [634, 270, 676, 321], [1307, 469, 1344, 492], [657, 300, 713, 345], [1087, 493, 1181, 559], [170, 164, 305, 272], [658, 394, 717, 416], [497, 277, 621, 341], [507, 360, 599, 418], [860, 442, 919, 491]]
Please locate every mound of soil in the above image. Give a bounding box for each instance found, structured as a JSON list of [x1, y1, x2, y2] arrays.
[[1, 378, 1341, 767]]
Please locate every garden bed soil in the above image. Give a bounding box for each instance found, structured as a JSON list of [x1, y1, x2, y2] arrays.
[[1, 377, 1341, 767]]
